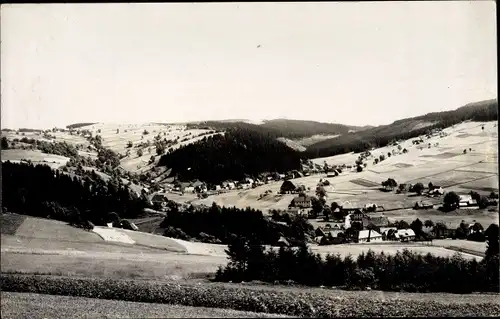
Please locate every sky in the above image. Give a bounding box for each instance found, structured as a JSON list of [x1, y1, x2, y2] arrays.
[[1, 2, 497, 129]]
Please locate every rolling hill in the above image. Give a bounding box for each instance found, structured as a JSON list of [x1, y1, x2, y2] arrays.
[[305, 99, 498, 158], [260, 119, 370, 139], [157, 128, 302, 184]]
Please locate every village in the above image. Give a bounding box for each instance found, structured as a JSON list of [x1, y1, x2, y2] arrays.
[[147, 159, 498, 248]]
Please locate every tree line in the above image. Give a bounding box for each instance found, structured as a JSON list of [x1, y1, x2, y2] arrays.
[[160, 202, 315, 245], [2, 162, 149, 224], [158, 127, 302, 184], [215, 224, 500, 293]]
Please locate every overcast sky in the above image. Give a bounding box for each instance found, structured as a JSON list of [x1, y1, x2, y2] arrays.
[[1, 2, 497, 129]]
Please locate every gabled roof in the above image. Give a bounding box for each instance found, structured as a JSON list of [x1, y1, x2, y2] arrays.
[[459, 195, 473, 202], [151, 193, 168, 202], [294, 195, 312, 201], [358, 229, 382, 239], [396, 229, 415, 237]]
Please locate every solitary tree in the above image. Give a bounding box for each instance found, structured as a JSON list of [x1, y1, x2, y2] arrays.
[[137, 149, 143, 157], [412, 183, 425, 195], [382, 178, 398, 190], [424, 220, 434, 228], [478, 196, 490, 209], [443, 191, 460, 210], [485, 223, 499, 259], [1, 137, 9, 150]]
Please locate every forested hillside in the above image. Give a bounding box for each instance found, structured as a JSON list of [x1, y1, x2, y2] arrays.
[[2, 161, 149, 224], [186, 119, 366, 140], [260, 119, 368, 138], [157, 127, 302, 184], [305, 99, 498, 158]]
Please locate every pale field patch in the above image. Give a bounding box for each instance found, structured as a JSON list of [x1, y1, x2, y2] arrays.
[[1, 150, 69, 169], [457, 175, 499, 192], [92, 227, 136, 244], [294, 134, 340, 147]]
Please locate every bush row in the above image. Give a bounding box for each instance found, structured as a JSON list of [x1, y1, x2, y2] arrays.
[[1, 274, 499, 317]]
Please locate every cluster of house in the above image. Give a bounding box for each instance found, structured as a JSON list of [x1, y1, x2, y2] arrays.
[[313, 209, 417, 244]]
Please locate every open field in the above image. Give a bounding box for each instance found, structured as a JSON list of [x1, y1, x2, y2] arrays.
[[307, 242, 480, 260], [1, 149, 69, 169], [1, 214, 486, 284], [293, 134, 340, 147], [1, 215, 226, 280], [1, 292, 289, 319]]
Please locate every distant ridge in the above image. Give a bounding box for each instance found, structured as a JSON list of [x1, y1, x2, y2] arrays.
[[304, 98, 498, 158]]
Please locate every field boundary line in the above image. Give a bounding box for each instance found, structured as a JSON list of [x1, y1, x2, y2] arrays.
[[403, 161, 484, 184], [443, 173, 497, 189]]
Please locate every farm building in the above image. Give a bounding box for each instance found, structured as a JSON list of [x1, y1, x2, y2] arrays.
[[287, 207, 306, 216], [396, 229, 416, 241], [151, 193, 169, 208], [362, 216, 389, 228], [280, 180, 297, 194], [292, 195, 313, 208], [349, 210, 367, 221], [459, 195, 477, 207], [358, 230, 383, 243], [315, 227, 344, 239], [428, 186, 444, 195], [184, 186, 195, 193], [414, 201, 434, 210]]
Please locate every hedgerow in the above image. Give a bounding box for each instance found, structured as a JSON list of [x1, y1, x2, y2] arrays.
[[1, 274, 499, 317]]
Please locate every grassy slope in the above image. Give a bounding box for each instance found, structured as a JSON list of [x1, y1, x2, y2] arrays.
[[306, 98, 498, 155], [0, 214, 26, 235]]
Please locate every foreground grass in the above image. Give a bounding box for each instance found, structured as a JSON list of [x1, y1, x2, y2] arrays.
[[1, 292, 290, 318], [1, 273, 499, 317], [0, 214, 26, 236], [1, 251, 223, 281]]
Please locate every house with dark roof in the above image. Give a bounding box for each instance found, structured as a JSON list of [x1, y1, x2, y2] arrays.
[[280, 180, 297, 194], [292, 195, 312, 208], [362, 216, 389, 228]]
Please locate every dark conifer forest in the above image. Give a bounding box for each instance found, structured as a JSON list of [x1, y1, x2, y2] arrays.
[[2, 161, 149, 224], [158, 128, 302, 184]]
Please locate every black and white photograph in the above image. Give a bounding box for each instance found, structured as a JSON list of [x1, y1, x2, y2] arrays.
[[1, 2, 499, 318]]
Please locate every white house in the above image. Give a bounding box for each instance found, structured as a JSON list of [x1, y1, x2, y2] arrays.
[[184, 186, 195, 193], [358, 230, 383, 243], [396, 229, 416, 241], [459, 195, 474, 205], [344, 214, 352, 230]]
